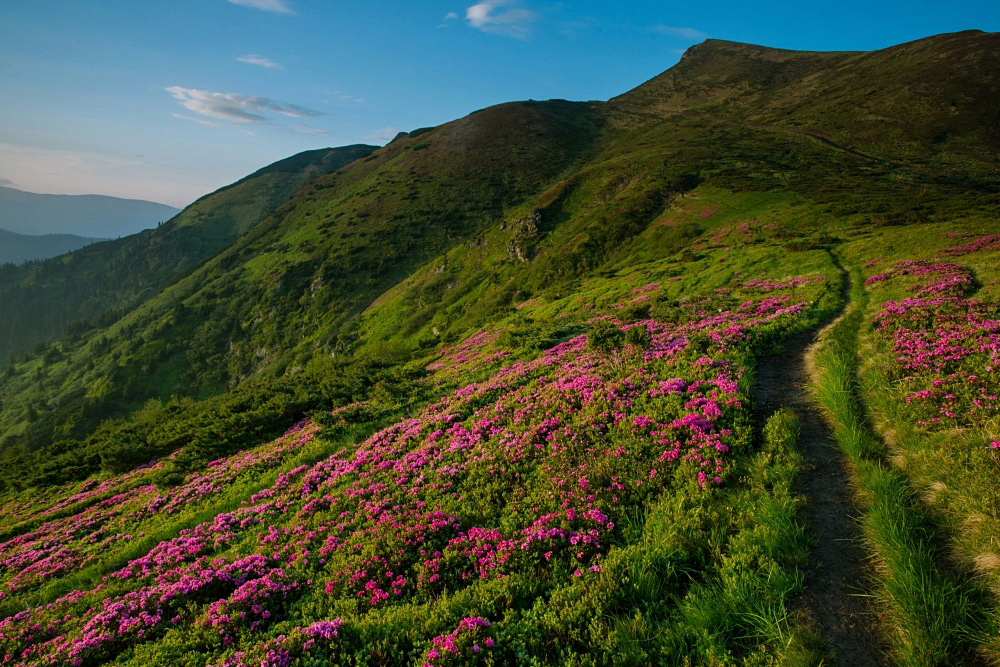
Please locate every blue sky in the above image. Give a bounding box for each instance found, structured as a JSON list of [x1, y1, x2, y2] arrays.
[[1, 1, 997, 208]]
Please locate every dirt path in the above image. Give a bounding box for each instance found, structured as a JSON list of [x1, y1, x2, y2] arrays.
[[754, 320, 886, 666]]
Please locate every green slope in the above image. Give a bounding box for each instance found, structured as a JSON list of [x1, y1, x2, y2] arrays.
[[1, 30, 997, 476], [0, 100, 600, 451], [0, 145, 377, 362], [1, 30, 1000, 667]]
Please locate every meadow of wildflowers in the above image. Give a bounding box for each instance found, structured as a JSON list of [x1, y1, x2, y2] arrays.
[[0, 271, 834, 666], [841, 230, 1000, 663], [866, 259, 1000, 428]]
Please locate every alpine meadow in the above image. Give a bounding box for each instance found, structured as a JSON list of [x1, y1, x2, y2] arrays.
[[3, 27, 1000, 667]]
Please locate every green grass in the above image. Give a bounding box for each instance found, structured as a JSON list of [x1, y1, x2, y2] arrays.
[[809, 262, 993, 666], [1, 31, 999, 667]]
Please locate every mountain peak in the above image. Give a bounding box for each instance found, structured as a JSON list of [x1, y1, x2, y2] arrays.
[[610, 29, 1000, 131], [610, 38, 852, 112]]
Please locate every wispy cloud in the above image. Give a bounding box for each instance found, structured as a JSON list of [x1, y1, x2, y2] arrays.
[[649, 25, 708, 40], [444, 11, 459, 19], [288, 124, 334, 136], [170, 113, 222, 127], [237, 54, 281, 68], [329, 90, 365, 104], [227, 0, 295, 14], [465, 1, 537, 39], [556, 16, 598, 36], [365, 127, 400, 143], [165, 87, 323, 124]]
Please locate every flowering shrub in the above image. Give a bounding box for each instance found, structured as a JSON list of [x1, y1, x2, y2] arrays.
[[210, 620, 343, 667], [0, 422, 316, 598], [868, 260, 1000, 427], [936, 234, 1000, 257], [422, 617, 494, 666], [0, 273, 828, 666]]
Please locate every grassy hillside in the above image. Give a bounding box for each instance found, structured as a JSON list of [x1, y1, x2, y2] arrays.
[[0, 145, 376, 362], [0, 101, 600, 452], [1, 31, 1000, 665], [0, 233, 843, 667], [4, 30, 999, 457]]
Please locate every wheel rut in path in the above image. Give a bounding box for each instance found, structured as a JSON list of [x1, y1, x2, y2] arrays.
[[754, 326, 886, 666]]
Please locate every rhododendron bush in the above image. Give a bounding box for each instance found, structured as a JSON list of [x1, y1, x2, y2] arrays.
[[867, 260, 1000, 428], [0, 274, 832, 666]]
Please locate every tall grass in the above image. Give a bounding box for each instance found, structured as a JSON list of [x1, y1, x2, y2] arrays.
[[653, 408, 827, 665], [809, 263, 991, 666]]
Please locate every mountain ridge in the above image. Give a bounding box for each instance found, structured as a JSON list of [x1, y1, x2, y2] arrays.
[[1, 28, 997, 474], [0, 186, 180, 238], [0, 227, 106, 265]]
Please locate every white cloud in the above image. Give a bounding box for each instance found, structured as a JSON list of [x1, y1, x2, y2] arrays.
[[465, 1, 537, 39], [165, 86, 323, 124], [237, 54, 281, 68], [365, 127, 401, 143], [649, 25, 708, 40], [227, 0, 295, 14], [444, 11, 459, 19]]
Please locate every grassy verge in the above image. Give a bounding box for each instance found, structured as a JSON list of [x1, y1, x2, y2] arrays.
[[741, 408, 827, 666], [809, 263, 990, 666]]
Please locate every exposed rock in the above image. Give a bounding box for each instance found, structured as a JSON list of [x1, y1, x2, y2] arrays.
[[506, 209, 543, 262]]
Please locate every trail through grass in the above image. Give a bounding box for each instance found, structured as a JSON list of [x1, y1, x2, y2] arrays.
[[808, 260, 993, 666], [754, 260, 885, 666]]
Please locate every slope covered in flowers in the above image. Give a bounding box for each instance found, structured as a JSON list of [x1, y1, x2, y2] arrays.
[[867, 259, 999, 428], [0, 271, 835, 666], [841, 226, 1000, 663]]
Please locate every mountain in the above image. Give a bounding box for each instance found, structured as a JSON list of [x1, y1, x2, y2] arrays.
[[3, 31, 998, 449], [0, 31, 999, 666], [0, 228, 105, 265], [0, 145, 377, 362], [0, 186, 180, 238]]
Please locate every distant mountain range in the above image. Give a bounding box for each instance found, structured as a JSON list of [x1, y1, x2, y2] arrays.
[[0, 227, 106, 265], [0, 186, 180, 238], [0, 145, 376, 361]]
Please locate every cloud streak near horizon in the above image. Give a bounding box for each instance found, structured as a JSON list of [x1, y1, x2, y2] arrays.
[[165, 87, 323, 124], [365, 127, 400, 143], [227, 0, 295, 14], [237, 54, 281, 68]]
